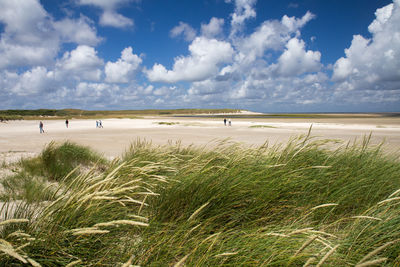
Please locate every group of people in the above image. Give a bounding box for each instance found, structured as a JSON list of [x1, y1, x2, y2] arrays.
[[39, 119, 106, 133], [39, 118, 233, 133], [39, 119, 69, 133]]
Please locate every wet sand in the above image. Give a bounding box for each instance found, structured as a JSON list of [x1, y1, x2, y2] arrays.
[[1, 116, 400, 160]]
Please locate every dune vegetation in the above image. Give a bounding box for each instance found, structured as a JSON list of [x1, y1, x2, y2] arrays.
[[1, 133, 400, 266], [0, 109, 242, 121]]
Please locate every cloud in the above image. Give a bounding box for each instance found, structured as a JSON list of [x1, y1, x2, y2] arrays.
[[78, 0, 132, 9], [170, 22, 197, 41], [281, 11, 315, 32], [9, 67, 55, 96], [146, 37, 234, 83], [99, 10, 133, 28], [229, 0, 257, 37], [57, 45, 104, 81], [276, 38, 321, 76], [0, 0, 101, 69], [0, 0, 59, 68], [77, 0, 135, 28], [105, 47, 142, 83], [185, 11, 324, 107], [332, 0, 400, 94], [75, 82, 114, 97], [2, 0, 399, 111], [53, 16, 102, 45], [201, 18, 225, 38]]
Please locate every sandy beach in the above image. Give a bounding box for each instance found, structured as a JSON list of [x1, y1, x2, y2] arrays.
[[1, 116, 400, 161]]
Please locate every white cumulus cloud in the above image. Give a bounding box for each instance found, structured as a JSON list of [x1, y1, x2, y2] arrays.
[[57, 45, 104, 81], [332, 0, 400, 93], [0, 0, 59, 68], [277, 38, 321, 76], [0, 0, 101, 69], [146, 37, 234, 83], [53, 16, 102, 46], [105, 47, 142, 83], [11, 67, 54, 96]]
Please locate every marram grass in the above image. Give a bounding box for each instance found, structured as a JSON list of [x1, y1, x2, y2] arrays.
[[0, 136, 400, 266]]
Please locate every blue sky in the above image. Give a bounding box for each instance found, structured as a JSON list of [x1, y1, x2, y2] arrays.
[[0, 0, 399, 112]]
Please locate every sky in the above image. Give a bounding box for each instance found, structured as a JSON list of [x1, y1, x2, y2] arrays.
[[0, 0, 399, 112]]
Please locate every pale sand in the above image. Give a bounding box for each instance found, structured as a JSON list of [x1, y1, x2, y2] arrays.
[[1, 116, 400, 160]]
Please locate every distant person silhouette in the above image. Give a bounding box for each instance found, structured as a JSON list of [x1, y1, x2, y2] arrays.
[[99, 120, 103, 128], [224, 118, 227, 126], [228, 119, 231, 126], [65, 119, 69, 128], [39, 121, 44, 133]]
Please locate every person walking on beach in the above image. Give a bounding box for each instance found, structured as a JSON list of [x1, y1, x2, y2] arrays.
[[224, 118, 227, 126], [65, 119, 69, 128], [228, 119, 231, 126], [99, 120, 103, 128], [96, 120, 99, 128], [39, 121, 44, 133]]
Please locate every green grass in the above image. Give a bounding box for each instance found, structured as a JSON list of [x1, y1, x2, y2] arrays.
[[39, 141, 106, 181], [156, 122, 180, 125], [0, 136, 400, 266], [0, 142, 107, 203]]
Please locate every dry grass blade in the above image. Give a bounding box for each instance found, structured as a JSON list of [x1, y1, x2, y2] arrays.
[[0, 238, 13, 248], [310, 203, 338, 210], [215, 252, 238, 257], [94, 219, 149, 228], [7, 231, 31, 238], [356, 258, 387, 267], [173, 254, 190, 267], [289, 228, 313, 236], [16, 242, 31, 251], [303, 256, 316, 267], [388, 188, 400, 198], [121, 255, 134, 267], [0, 218, 29, 226], [0, 246, 28, 264], [316, 244, 339, 267], [71, 229, 110, 235], [357, 240, 399, 264], [294, 235, 318, 256], [377, 197, 400, 205], [315, 237, 333, 249], [310, 166, 332, 169], [266, 164, 287, 168], [309, 230, 337, 238], [188, 201, 210, 221], [65, 259, 82, 267], [351, 216, 382, 221], [127, 214, 149, 222], [27, 257, 42, 267], [265, 233, 289, 237], [200, 232, 221, 245]]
